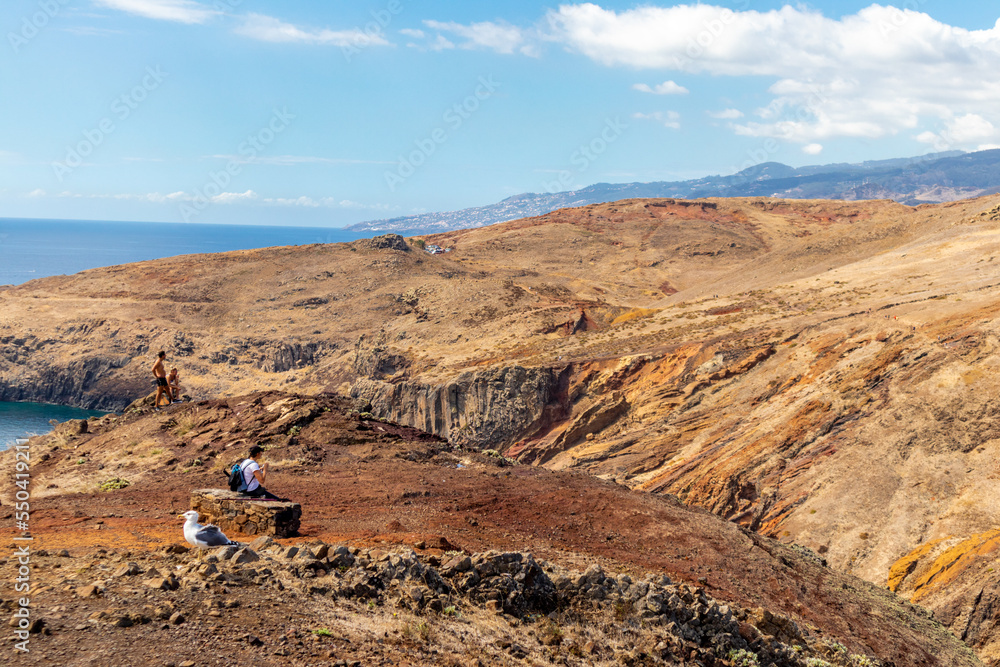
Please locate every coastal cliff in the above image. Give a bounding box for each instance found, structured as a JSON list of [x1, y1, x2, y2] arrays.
[[0, 391, 981, 666], [8, 196, 1000, 662]]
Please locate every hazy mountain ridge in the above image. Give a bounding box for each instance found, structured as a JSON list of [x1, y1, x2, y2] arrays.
[[349, 149, 992, 234]]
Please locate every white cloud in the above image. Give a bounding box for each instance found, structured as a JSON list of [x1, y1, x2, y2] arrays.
[[943, 114, 996, 144], [26, 189, 46, 198], [633, 111, 680, 129], [632, 81, 688, 95], [56, 191, 185, 203], [50, 189, 398, 211], [399, 28, 425, 38], [210, 190, 258, 204], [802, 143, 824, 155], [93, 0, 220, 24], [234, 13, 390, 47], [422, 19, 535, 55], [709, 108, 743, 120], [916, 113, 1000, 151], [62, 26, 126, 36], [542, 3, 1000, 147], [429, 34, 456, 51], [207, 154, 396, 166]]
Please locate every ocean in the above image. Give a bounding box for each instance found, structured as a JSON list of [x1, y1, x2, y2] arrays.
[[0, 217, 365, 287], [0, 402, 109, 451], [0, 217, 368, 444]]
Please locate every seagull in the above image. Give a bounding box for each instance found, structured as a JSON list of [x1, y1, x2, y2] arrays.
[[180, 510, 239, 550]]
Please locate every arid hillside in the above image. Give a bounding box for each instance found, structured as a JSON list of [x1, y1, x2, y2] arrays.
[[6, 195, 1000, 661], [0, 393, 978, 666]]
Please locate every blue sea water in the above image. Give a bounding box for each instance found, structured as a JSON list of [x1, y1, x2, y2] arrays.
[[0, 402, 108, 451], [0, 217, 368, 439], [0, 217, 366, 286]]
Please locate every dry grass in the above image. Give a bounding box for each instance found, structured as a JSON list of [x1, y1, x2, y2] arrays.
[[611, 308, 660, 326]]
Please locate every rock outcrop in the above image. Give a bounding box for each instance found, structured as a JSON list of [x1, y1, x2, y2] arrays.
[[352, 365, 568, 446]]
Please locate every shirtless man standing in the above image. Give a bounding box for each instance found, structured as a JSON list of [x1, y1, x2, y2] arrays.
[[152, 350, 173, 409]]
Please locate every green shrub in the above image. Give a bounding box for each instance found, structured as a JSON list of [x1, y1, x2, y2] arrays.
[[805, 659, 833, 667], [98, 477, 130, 492], [727, 649, 760, 667]]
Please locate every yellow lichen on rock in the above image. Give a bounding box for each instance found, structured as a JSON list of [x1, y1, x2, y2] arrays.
[[892, 529, 1000, 601]]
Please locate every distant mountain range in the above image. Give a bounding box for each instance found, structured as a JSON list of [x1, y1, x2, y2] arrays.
[[348, 149, 1000, 235]]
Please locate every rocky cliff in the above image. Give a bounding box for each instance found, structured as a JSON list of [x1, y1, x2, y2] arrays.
[[8, 196, 1000, 661], [0, 392, 981, 666]]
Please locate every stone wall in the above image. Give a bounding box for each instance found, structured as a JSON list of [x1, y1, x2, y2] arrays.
[[190, 489, 301, 538]]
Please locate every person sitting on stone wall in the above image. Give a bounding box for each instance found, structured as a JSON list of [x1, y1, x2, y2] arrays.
[[241, 445, 286, 501]]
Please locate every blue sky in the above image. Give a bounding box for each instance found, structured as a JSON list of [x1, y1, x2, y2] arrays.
[[2, 1, 999, 227]]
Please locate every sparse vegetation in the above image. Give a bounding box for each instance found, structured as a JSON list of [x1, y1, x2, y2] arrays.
[[728, 648, 761, 666], [611, 308, 659, 326], [98, 477, 130, 492], [849, 655, 881, 667], [805, 659, 833, 667], [173, 416, 196, 436], [537, 618, 563, 646], [482, 449, 516, 466], [402, 620, 432, 643]]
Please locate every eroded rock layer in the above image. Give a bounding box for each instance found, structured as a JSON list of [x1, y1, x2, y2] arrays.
[[7, 197, 1000, 661]]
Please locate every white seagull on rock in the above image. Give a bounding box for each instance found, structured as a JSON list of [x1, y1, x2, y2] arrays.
[[180, 510, 239, 549]]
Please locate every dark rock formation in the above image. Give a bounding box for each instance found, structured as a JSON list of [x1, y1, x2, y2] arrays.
[[355, 234, 410, 252], [351, 365, 568, 447]]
